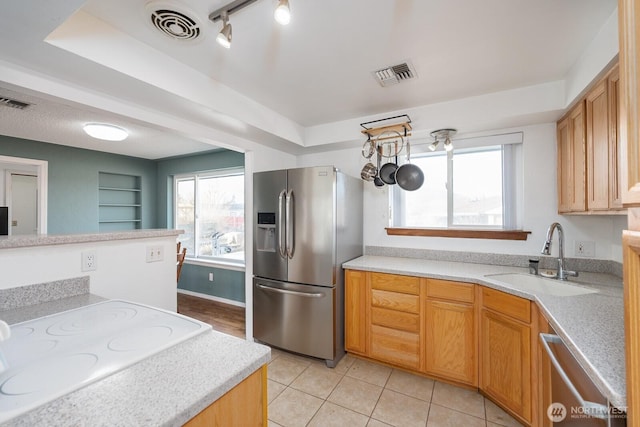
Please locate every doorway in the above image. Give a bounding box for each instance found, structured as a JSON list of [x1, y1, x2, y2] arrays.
[[0, 155, 48, 235], [9, 173, 38, 235]]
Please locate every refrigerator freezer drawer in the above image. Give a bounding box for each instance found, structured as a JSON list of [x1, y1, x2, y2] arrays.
[[253, 278, 335, 362]]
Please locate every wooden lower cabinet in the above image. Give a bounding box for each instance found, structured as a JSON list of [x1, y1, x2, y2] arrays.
[[424, 279, 477, 386], [344, 270, 477, 385], [369, 272, 421, 371], [480, 287, 536, 426], [345, 269, 367, 354], [184, 365, 267, 427]]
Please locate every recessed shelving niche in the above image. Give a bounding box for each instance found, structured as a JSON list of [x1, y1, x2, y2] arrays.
[[98, 172, 142, 231]]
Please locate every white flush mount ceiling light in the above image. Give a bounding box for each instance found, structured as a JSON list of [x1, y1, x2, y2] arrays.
[[429, 129, 457, 152], [209, 0, 291, 49], [83, 123, 129, 141], [274, 0, 291, 25], [216, 11, 232, 48]]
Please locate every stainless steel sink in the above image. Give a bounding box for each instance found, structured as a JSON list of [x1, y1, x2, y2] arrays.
[[484, 273, 599, 297]]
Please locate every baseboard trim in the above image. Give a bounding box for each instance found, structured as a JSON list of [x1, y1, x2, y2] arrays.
[[177, 289, 246, 308]]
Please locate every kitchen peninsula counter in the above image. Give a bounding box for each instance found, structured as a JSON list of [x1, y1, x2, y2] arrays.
[[343, 255, 626, 409], [0, 229, 182, 250], [2, 295, 270, 426]]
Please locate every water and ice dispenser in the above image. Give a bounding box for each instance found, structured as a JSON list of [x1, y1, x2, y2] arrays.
[[256, 212, 276, 252]]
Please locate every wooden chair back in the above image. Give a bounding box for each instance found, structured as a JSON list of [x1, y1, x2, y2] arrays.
[[177, 242, 187, 281]]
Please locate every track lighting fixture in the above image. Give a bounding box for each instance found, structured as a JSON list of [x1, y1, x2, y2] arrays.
[[216, 11, 232, 48], [209, 0, 291, 49], [429, 129, 457, 152], [274, 0, 291, 25]]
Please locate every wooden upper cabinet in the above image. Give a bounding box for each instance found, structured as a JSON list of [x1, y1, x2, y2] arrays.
[[586, 79, 610, 210], [557, 116, 573, 213], [557, 101, 586, 213], [557, 62, 625, 214], [619, 0, 640, 206], [608, 66, 624, 209]]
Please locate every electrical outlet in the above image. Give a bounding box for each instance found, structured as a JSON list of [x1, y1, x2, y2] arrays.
[[81, 251, 97, 271], [146, 245, 164, 263], [208, 272, 214, 282], [575, 240, 595, 258]]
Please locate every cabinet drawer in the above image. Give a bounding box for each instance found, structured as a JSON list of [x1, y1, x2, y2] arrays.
[[371, 306, 420, 332], [481, 287, 531, 324], [370, 324, 420, 369], [427, 279, 475, 303], [371, 289, 420, 313], [371, 272, 420, 295]]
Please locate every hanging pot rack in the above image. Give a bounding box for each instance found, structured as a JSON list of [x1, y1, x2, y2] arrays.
[[360, 114, 412, 141]]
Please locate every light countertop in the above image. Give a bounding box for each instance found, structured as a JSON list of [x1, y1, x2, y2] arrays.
[[0, 229, 183, 250], [2, 296, 271, 426], [343, 255, 625, 409]]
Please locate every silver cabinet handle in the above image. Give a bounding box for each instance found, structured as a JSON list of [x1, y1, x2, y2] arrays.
[[256, 283, 323, 298], [277, 189, 287, 258], [285, 189, 295, 259], [539, 333, 609, 419]]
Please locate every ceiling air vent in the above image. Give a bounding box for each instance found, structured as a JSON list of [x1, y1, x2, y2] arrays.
[[147, 2, 202, 41], [0, 97, 30, 110], [372, 62, 417, 87]]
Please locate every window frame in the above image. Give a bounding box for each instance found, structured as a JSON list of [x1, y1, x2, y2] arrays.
[[388, 133, 528, 240], [174, 167, 245, 266]]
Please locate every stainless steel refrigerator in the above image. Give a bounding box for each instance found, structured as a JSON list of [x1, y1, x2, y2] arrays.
[[253, 166, 362, 367]]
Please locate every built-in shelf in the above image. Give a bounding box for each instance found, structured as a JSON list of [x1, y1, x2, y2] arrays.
[[98, 172, 142, 232]]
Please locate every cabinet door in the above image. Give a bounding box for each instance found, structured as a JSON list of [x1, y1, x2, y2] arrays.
[[608, 65, 624, 209], [184, 366, 266, 427], [480, 309, 532, 424], [425, 299, 476, 386], [619, 0, 640, 206], [557, 116, 573, 213], [586, 79, 610, 210], [570, 102, 587, 212], [345, 270, 367, 354]]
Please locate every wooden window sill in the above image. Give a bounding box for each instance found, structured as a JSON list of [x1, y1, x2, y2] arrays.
[[385, 228, 531, 240]]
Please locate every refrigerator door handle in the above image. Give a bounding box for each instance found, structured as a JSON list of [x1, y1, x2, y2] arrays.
[[286, 189, 295, 259], [278, 189, 287, 258], [256, 283, 323, 298]]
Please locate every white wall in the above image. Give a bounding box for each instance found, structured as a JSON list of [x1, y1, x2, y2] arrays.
[[0, 236, 178, 311], [298, 123, 627, 263]]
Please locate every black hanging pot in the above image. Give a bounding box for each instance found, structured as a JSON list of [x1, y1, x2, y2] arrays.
[[377, 131, 403, 185], [395, 140, 424, 191], [379, 158, 398, 185]]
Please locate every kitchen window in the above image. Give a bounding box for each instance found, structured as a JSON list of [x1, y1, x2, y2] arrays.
[[389, 132, 523, 237], [175, 168, 245, 264]]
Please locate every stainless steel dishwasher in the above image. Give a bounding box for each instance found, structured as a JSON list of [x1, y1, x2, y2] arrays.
[[540, 330, 626, 426]]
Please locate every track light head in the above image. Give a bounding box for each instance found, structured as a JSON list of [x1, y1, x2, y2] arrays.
[[444, 137, 453, 152], [274, 0, 291, 25], [428, 140, 439, 151], [430, 128, 457, 152], [216, 11, 232, 48]]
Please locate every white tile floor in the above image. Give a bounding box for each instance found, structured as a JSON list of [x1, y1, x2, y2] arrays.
[[266, 347, 524, 427]]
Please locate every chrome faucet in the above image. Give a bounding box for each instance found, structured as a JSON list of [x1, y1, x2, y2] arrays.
[[541, 222, 578, 281]]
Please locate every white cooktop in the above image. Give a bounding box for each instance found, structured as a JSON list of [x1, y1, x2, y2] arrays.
[[0, 300, 211, 423]]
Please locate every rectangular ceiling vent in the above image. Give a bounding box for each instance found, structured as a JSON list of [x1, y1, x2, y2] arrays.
[[0, 97, 30, 110], [372, 62, 417, 87]]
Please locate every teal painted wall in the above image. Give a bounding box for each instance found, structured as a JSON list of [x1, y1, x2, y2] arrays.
[[0, 135, 157, 233], [0, 136, 246, 302], [178, 264, 245, 303], [156, 150, 246, 302]]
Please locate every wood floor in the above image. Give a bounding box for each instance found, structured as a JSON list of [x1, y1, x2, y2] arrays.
[[177, 293, 245, 339]]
